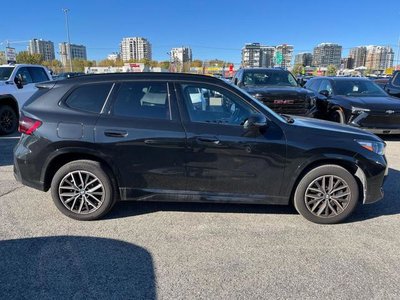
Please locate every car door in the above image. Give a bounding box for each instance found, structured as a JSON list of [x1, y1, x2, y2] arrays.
[[95, 80, 187, 199], [13, 67, 37, 109], [175, 81, 286, 203]]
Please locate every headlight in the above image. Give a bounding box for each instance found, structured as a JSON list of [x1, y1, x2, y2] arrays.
[[355, 140, 386, 155], [351, 106, 370, 114]]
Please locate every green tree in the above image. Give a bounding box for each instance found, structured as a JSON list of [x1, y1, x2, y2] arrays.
[[16, 51, 43, 64], [42, 59, 63, 74], [191, 60, 203, 68], [72, 59, 96, 72], [292, 64, 305, 76], [326, 65, 338, 76], [158, 61, 170, 70]]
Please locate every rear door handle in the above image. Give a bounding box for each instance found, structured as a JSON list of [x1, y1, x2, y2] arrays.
[[195, 136, 220, 145], [104, 130, 128, 138]]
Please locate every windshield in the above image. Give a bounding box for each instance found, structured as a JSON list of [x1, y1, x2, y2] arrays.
[[0, 67, 14, 81], [334, 80, 387, 97], [243, 70, 298, 87], [230, 84, 286, 122]]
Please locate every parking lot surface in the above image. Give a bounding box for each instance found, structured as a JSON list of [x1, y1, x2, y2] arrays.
[[1, 134, 400, 299]]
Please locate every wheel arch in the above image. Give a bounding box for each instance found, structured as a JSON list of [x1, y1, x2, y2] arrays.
[[41, 149, 122, 198]]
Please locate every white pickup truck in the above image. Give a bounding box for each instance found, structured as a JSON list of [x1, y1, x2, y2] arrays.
[[0, 64, 52, 135]]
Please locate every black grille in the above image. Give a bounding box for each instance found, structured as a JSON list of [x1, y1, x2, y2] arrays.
[[258, 97, 310, 115], [359, 114, 400, 128]]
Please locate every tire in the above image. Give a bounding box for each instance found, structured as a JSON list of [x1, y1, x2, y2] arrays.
[[50, 160, 118, 220], [0, 105, 18, 135], [329, 108, 345, 124], [293, 165, 359, 224]]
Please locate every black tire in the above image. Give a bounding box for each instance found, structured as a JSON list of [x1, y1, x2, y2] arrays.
[[293, 165, 359, 224], [51, 160, 118, 220], [0, 105, 18, 135], [329, 108, 345, 124]]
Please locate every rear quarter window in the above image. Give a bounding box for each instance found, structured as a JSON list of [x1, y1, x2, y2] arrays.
[[65, 83, 113, 113]]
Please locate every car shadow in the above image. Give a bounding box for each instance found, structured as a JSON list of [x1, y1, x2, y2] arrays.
[[0, 236, 156, 299], [379, 134, 400, 142], [347, 168, 400, 223], [0, 133, 20, 167]]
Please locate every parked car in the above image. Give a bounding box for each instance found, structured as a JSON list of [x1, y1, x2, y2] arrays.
[[296, 75, 314, 87], [232, 68, 317, 116], [0, 64, 52, 135], [14, 73, 387, 224], [305, 77, 400, 134], [384, 70, 400, 98]]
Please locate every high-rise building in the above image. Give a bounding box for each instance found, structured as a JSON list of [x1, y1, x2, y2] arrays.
[[28, 39, 55, 61], [120, 37, 152, 62], [365, 45, 394, 71], [275, 44, 294, 69], [170, 47, 192, 64], [294, 52, 313, 67], [349, 46, 367, 68], [312, 43, 342, 68], [241, 43, 275, 68], [59, 43, 87, 66]]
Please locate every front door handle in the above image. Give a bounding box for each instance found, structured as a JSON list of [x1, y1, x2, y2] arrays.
[[195, 136, 221, 145], [104, 130, 128, 138]]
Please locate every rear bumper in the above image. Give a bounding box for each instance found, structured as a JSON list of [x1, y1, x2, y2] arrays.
[[14, 156, 46, 191]]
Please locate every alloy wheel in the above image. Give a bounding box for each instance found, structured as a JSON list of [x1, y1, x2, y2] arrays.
[[304, 175, 351, 218], [0, 109, 15, 132], [58, 171, 105, 214]]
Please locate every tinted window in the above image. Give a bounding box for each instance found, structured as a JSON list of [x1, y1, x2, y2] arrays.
[[112, 82, 170, 120], [392, 73, 400, 87], [15, 67, 33, 84], [333, 80, 387, 97], [181, 83, 257, 125], [29, 67, 49, 83], [305, 79, 321, 91], [318, 80, 333, 95], [0, 67, 14, 80], [65, 83, 112, 113], [243, 70, 297, 87]]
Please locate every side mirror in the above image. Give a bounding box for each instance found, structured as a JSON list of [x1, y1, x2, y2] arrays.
[[243, 113, 268, 130], [14, 74, 24, 89], [319, 90, 330, 97]]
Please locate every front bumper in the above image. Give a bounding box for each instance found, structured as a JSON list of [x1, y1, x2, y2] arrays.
[[349, 112, 400, 135]]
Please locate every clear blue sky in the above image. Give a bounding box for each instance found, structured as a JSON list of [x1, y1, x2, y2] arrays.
[[1, 0, 399, 65]]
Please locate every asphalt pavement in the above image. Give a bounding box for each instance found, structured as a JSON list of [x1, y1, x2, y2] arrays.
[[1, 134, 399, 299]]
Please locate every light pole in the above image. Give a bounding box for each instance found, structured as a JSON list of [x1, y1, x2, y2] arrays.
[[63, 8, 73, 72]]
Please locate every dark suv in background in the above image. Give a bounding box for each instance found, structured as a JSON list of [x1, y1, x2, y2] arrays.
[[14, 73, 387, 224], [384, 70, 400, 98], [232, 68, 317, 116]]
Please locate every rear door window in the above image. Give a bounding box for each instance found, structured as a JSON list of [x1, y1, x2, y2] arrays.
[[112, 82, 171, 120], [65, 83, 113, 113]]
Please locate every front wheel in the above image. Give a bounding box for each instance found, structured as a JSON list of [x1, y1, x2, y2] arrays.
[[329, 108, 345, 124], [51, 160, 117, 220], [0, 105, 18, 135], [294, 165, 359, 224]]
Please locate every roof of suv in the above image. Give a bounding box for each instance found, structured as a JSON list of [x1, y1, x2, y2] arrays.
[[57, 72, 229, 84], [0, 64, 47, 68]]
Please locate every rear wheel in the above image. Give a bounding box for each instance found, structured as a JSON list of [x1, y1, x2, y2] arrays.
[[51, 160, 117, 220], [294, 165, 359, 224], [0, 105, 18, 135]]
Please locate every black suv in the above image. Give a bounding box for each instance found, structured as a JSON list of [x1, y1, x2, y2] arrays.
[[232, 68, 317, 116], [14, 73, 387, 224]]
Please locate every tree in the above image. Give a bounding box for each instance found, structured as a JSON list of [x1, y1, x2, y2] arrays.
[[326, 65, 338, 76], [158, 61, 170, 70], [72, 59, 96, 72], [42, 59, 63, 74], [16, 51, 43, 64], [191, 60, 203, 68], [292, 64, 305, 76]]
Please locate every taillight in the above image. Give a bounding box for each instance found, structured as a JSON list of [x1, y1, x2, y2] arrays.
[[18, 115, 42, 135]]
